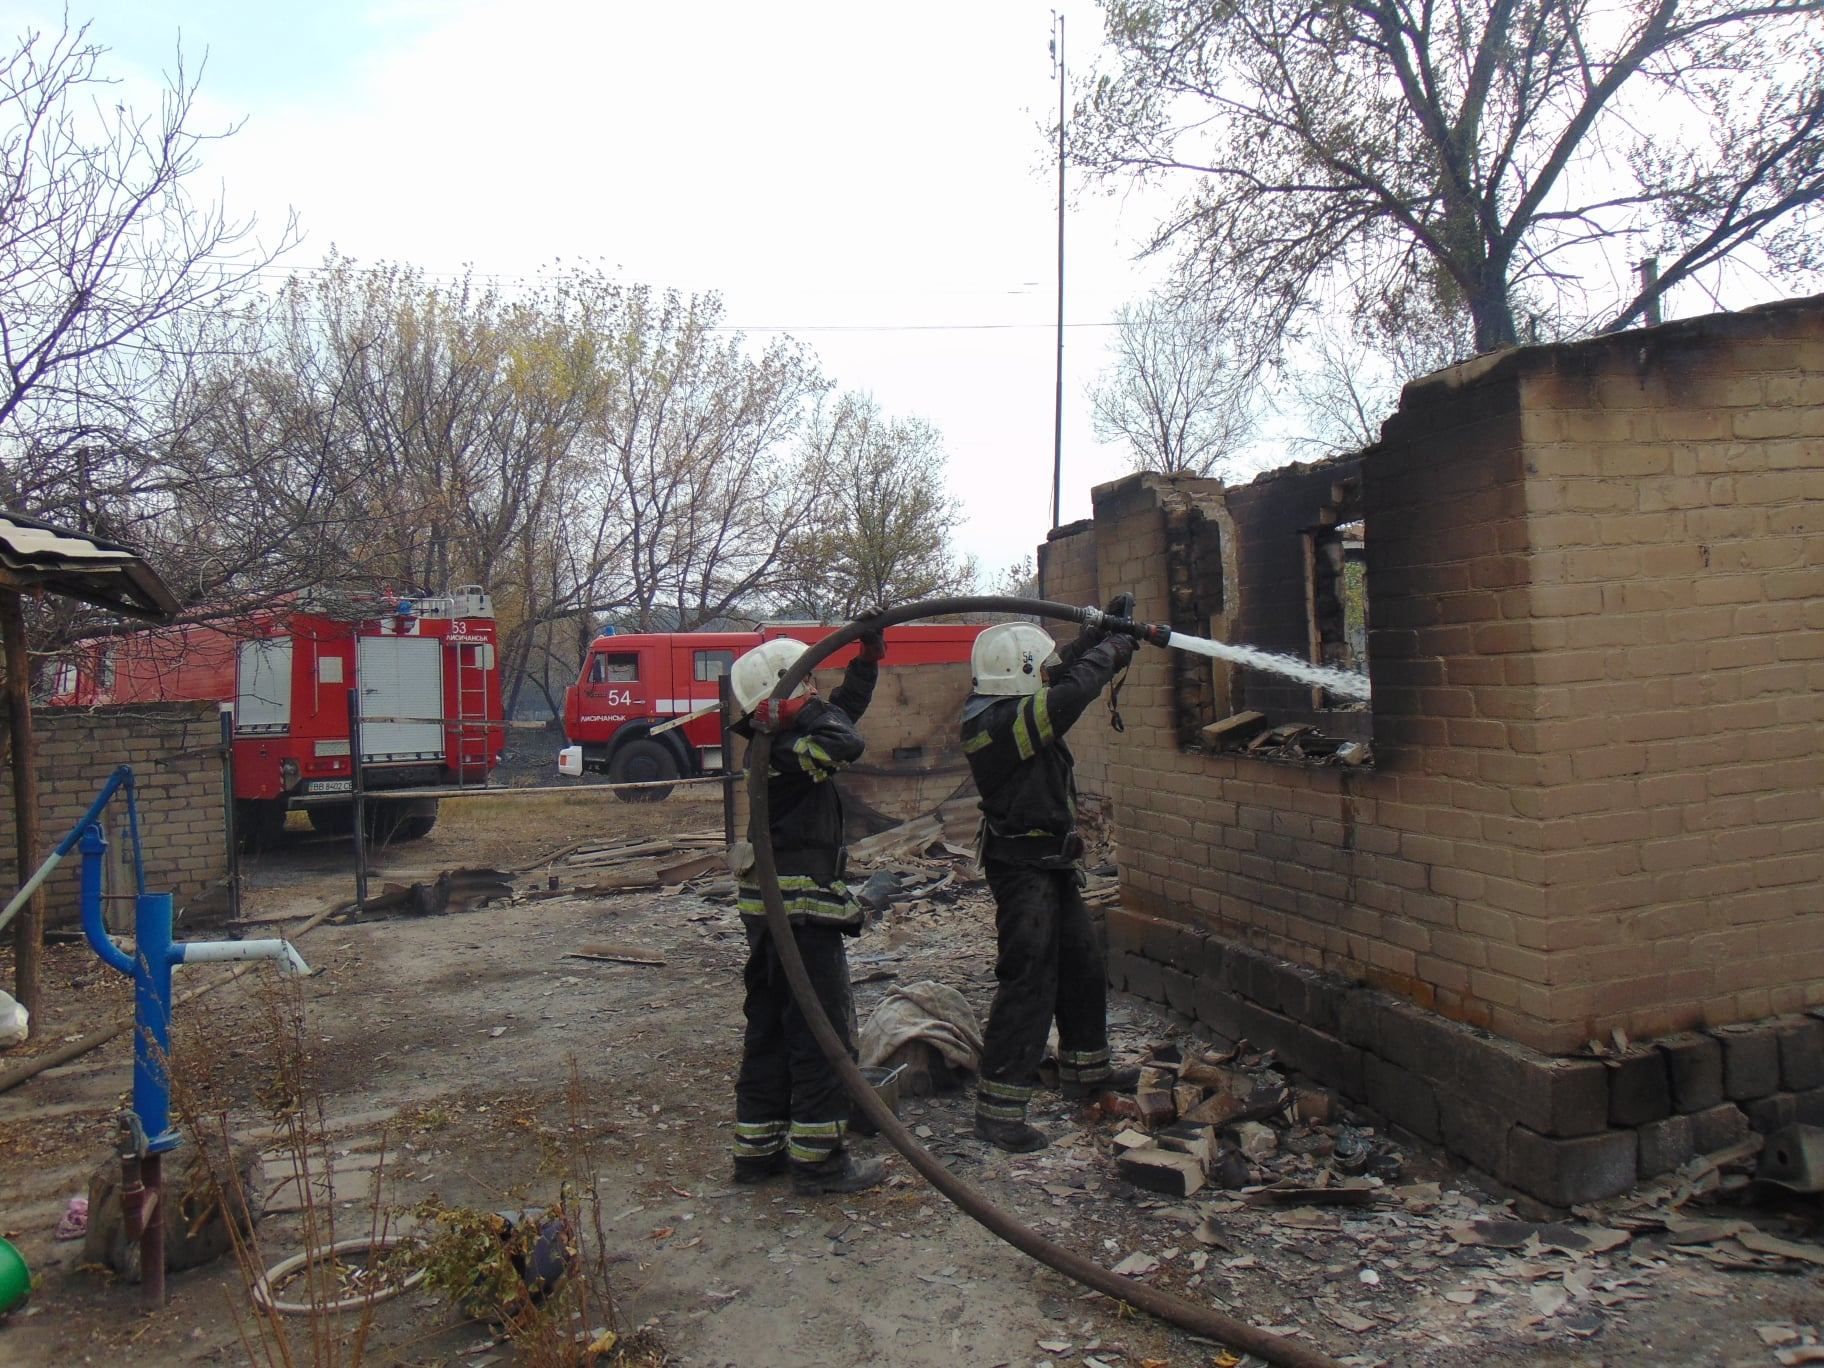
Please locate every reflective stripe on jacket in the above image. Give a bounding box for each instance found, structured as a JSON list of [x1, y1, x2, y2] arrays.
[[737, 658, 876, 931], [961, 634, 1133, 867]]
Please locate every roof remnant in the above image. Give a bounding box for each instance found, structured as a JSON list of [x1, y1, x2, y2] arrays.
[[0, 510, 176, 620]]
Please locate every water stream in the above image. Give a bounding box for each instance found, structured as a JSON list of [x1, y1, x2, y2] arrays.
[[1167, 631, 1373, 702]]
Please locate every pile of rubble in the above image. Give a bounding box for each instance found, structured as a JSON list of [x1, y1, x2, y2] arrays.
[[1085, 1040, 1400, 1201]]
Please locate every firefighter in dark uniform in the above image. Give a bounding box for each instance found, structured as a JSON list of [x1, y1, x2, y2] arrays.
[[729, 631, 888, 1194], [963, 602, 1140, 1152]]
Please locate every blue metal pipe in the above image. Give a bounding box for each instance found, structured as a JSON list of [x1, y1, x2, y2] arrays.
[[132, 892, 179, 1154], [77, 824, 134, 977]]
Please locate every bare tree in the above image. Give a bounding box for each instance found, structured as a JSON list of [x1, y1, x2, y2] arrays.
[[593, 287, 827, 631], [0, 18, 295, 513], [1078, 0, 1824, 359], [778, 392, 971, 618], [1091, 292, 1255, 476]]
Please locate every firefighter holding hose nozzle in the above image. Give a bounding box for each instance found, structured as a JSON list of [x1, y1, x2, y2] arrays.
[[726, 630, 889, 1194], [963, 594, 1156, 1153]]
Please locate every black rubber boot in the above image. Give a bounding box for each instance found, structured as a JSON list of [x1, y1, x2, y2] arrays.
[[732, 1153, 788, 1185], [791, 1152, 887, 1196], [974, 1115, 1049, 1153], [1060, 1064, 1141, 1101]]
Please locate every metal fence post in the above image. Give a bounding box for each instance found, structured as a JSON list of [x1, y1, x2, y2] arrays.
[[719, 673, 736, 847], [346, 688, 368, 911]]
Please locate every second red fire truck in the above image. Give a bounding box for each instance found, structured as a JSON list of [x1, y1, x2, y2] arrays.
[[558, 623, 984, 798]]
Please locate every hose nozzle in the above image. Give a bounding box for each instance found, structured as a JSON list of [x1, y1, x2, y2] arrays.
[[1081, 605, 1172, 648]]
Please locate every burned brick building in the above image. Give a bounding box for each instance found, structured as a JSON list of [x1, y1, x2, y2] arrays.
[[1041, 295, 1823, 1205]]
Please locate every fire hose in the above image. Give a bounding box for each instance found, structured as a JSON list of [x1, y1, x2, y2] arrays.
[[746, 595, 1341, 1368]]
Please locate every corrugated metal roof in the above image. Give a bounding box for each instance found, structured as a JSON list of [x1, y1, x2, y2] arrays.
[[0, 510, 177, 620]]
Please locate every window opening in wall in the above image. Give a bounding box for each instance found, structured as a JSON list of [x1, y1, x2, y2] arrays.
[[1307, 515, 1368, 712]]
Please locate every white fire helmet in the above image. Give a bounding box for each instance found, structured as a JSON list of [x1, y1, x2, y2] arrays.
[[971, 623, 1060, 696], [731, 638, 812, 717]]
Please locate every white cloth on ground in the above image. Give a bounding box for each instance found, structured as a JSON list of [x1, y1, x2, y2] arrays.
[[857, 980, 984, 1073]]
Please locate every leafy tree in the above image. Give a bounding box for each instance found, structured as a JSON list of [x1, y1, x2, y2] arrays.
[[1091, 292, 1254, 476], [778, 392, 970, 619], [1079, 0, 1824, 358]]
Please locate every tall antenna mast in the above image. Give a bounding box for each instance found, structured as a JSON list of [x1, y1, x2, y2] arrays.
[[1050, 12, 1066, 531]]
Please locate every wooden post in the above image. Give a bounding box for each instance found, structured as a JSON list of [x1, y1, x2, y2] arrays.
[[1, 590, 42, 1025]]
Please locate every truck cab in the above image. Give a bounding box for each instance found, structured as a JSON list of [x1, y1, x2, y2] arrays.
[[559, 631, 753, 798]]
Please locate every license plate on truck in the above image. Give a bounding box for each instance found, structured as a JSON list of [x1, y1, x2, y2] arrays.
[[307, 779, 352, 794]]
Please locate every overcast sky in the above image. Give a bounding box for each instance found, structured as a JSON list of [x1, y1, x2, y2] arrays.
[[3, 0, 1208, 580]]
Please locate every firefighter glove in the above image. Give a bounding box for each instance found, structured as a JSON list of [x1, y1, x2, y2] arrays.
[[858, 629, 887, 664]]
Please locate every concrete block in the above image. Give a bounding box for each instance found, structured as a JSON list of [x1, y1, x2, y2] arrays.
[[1287, 1024, 1365, 1097], [1363, 1052, 1441, 1143], [1637, 1113, 1697, 1178], [1795, 1087, 1824, 1127], [1479, 1037, 1611, 1138], [1714, 1024, 1781, 1101], [1161, 966, 1197, 1018], [1124, 955, 1165, 1006], [1339, 990, 1382, 1052], [1140, 916, 1202, 968], [1745, 1092, 1799, 1135], [1777, 1018, 1824, 1091], [1194, 934, 1228, 987], [1689, 1101, 1751, 1155], [1105, 910, 1146, 958], [1194, 978, 1244, 1044], [1605, 1047, 1672, 1128], [1438, 1092, 1511, 1177], [1658, 1033, 1724, 1113], [1106, 950, 1135, 994], [1504, 1126, 1638, 1207], [1375, 998, 1467, 1087], [1304, 972, 1351, 1037], [1231, 998, 1301, 1062], [1240, 948, 1285, 1013]]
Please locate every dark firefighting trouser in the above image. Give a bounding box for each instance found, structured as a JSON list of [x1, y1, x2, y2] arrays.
[[976, 861, 1112, 1126], [733, 919, 858, 1170]]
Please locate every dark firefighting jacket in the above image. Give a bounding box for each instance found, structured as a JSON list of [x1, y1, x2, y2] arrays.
[[736, 658, 877, 932], [961, 633, 1135, 868]]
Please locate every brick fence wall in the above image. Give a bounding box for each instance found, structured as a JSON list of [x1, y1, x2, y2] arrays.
[[0, 702, 230, 925], [1047, 295, 1823, 1203]]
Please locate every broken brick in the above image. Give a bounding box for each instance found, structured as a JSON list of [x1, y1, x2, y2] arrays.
[[1117, 1147, 1205, 1197]]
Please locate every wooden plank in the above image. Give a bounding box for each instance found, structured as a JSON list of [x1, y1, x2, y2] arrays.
[[564, 943, 665, 967]]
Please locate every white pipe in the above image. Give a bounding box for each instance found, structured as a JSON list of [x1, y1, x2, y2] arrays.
[[178, 939, 311, 977], [0, 847, 67, 938]]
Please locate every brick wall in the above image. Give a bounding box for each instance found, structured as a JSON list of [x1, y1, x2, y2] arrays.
[[0, 702, 229, 925], [1059, 297, 1824, 1055], [1052, 296, 1823, 1201]]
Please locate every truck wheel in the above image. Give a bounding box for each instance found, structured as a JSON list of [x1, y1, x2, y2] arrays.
[[235, 800, 287, 852], [390, 799, 439, 842], [609, 739, 676, 803], [365, 798, 440, 844], [307, 804, 355, 837]]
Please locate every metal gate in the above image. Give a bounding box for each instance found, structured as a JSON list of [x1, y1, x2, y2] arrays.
[[356, 636, 444, 762]]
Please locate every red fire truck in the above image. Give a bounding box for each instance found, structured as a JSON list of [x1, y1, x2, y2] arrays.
[[51, 587, 504, 846], [557, 623, 984, 798]]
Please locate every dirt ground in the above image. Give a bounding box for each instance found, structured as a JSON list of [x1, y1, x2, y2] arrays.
[[2, 785, 1823, 1368]]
